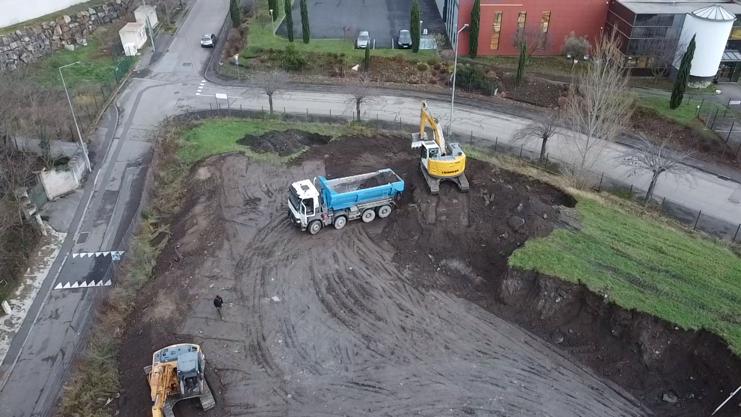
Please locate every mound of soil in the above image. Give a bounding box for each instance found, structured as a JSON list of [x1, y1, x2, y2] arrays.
[[239, 129, 331, 156]]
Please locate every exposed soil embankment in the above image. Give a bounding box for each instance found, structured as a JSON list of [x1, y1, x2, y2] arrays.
[[493, 269, 741, 417]]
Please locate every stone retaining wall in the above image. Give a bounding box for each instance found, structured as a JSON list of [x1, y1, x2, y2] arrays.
[[0, 0, 127, 72]]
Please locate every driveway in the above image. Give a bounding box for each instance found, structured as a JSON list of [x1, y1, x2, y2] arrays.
[[277, 0, 446, 48]]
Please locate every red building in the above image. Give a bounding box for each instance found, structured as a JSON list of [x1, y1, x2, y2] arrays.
[[438, 0, 610, 56]]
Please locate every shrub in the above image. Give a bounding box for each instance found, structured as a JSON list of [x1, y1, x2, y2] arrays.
[[280, 45, 307, 71], [563, 32, 590, 58], [455, 64, 497, 95], [417, 62, 429, 71], [426, 56, 440, 66]]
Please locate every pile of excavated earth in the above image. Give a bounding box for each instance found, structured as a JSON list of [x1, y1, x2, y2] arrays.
[[118, 131, 740, 417]]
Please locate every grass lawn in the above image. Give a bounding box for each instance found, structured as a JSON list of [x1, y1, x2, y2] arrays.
[[636, 94, 718, 126], [26, 27, 134, 90], [243, 13, 434, 61], [509, 197, 741, 353], [180, 118, 371, 164]]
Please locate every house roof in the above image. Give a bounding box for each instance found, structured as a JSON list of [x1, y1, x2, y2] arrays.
[[617, 0, 741, 15]]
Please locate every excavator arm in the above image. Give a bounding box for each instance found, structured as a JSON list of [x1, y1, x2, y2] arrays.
[[418, 101, 447, 155], [149, 363, 178, 417]]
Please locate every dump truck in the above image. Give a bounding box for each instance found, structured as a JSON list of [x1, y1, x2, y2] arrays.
[[288, 168, 405, 234]]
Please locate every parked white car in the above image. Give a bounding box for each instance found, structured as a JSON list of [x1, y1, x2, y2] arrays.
[[200, 33, 216, 48], [356, 31, 370, 49]]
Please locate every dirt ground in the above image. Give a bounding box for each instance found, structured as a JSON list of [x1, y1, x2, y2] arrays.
[[117, 132, 705, 416]]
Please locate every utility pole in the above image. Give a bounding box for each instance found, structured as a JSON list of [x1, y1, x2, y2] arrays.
[[58, 62, 91, 172], [449, 23, 469, 137]]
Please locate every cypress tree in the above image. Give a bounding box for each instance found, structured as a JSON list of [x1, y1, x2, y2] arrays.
[[469, 0, 480, 58], [364, 43, 371, 71], [284, 0, 294, 42], [515, 40, 526, 86], [410, 0, 421, 53], [300, 0, 310, 43], [670, 34, 696, 109], [229, 0, 241, 28]]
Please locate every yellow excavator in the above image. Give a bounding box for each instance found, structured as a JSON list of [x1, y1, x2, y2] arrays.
[[145, 343, 215, 417], [411, 101, 469, 194]]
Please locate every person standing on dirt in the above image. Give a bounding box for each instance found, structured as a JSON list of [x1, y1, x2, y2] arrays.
[[213, 295, 224, 319]]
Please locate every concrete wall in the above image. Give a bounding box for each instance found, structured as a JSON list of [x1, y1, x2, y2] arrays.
[[38, 152, 86, 200], [9, 137, 80, 159], [0, 0, 89, 28], [457, 0, 609, 57]]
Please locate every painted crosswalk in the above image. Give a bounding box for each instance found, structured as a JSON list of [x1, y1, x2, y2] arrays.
[[72, 251, 125, 260], [54, 280, 112, 290], [196, 79, 207, 96]]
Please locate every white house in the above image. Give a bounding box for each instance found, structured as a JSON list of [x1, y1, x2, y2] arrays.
[[119, 22, 146, 56]]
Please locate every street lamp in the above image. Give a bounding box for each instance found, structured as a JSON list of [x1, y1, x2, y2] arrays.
[[448, 23, 469, 137], [269, 9, 275, 36], [58, 61, 91, 172]]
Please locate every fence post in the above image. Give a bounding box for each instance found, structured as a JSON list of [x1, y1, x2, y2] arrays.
[[727, 120, 735, 143], [519, 144, 524, 158], [711, 108, 719, 130], [494, 137, 498, 151], [598, 172, 604, 192], [470, 130, 473, 144], [306, 108, 309, 119], [734, 224, 741, 242], [330, 109, 332, 117], [629, 184, 633, 195], [693, 210, 702, 230], [283, 106, 286, 114]]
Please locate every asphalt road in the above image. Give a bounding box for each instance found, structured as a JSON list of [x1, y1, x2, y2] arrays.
[[0, 0, 228, 415], [1, 0, 740, 415]]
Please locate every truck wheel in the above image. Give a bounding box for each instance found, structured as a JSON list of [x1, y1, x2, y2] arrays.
[[308, 220, 322, 235], [377, 205, 392, 218], [361, 209, 376, 223], [333, 216, 347, 230]]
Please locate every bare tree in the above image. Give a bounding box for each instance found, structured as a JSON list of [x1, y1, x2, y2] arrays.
[[563, 31, 634, 178], [512, 110, 559, 163], [620, 134, 693, 203], [255, 71, 289, 114], [346, 74, 374, 122], [514, 26, 548, 57]]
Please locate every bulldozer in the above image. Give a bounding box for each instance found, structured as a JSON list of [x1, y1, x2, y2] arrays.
[[411, 101, 469, 194], [145, 343, 216, 417]]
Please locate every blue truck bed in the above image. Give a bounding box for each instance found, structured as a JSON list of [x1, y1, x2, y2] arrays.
[[319, 169, 405, 211]]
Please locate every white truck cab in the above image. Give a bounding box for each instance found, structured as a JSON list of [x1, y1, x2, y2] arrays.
[[288, 179, 320, 230]]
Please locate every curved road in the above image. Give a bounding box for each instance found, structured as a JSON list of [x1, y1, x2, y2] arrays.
[[0, 0, 739, 415]]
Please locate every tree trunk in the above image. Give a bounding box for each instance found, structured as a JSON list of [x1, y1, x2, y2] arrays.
[[645, 171, 660, 204], [268, 94, 274, 114], [539, 137, 548, 163], [356, 100, 361, 121]]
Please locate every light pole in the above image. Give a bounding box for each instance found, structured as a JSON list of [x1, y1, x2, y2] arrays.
[[269, 9, 275, 36], [449, 23, 469, 137], [58, 61, 91, 172]]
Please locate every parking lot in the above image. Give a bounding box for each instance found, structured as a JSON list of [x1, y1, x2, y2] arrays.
[[277, 0, 445, 48]]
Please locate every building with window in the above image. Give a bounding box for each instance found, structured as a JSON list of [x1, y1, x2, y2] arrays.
[[606, 0, 741, 81], [434, 0, 609, 56]]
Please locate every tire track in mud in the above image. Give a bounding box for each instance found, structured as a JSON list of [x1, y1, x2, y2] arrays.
[[170, 155, 650, 417]]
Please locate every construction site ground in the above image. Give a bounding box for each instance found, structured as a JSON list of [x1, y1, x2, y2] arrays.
[[117, 130, 735, 416]]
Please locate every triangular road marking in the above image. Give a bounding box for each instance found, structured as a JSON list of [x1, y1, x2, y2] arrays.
[[62, 282, 71, 289], [54, 283, 62, 290], [71, 282, 79, 288], [72, 253, 78, 258], [104, 280, 112, 286]]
